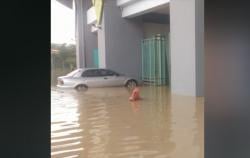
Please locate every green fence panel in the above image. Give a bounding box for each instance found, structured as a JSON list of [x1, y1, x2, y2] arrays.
[[141, 34, 169, 86]]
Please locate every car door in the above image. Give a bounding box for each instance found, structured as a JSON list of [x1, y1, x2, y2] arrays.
[[81, 69, 104, 87], [100, 69, 125, 87]]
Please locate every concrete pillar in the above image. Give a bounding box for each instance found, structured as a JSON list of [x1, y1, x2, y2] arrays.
[[195, 0, 204, 96], [170, 0, 204, 96], [75, 0, 85, 68]]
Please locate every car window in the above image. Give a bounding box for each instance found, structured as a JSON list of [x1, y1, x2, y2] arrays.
[[72, 71, 82, 78], [99, 69, 111, 76], [82, 69, 101, 77], [100, 69, 119, 76], [107, 70, 119, 76], [66, 69, 81, 77], [107, 70, 116, 76]]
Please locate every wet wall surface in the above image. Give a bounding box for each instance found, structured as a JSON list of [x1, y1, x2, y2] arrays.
[[51, 86, 203, 158]]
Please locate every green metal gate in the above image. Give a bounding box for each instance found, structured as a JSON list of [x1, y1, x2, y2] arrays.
[[141, 34, 169, 86]]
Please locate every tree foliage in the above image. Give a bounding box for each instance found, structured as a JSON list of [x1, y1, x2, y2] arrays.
[[51, 43, 76, 70], [51, 43, 77, 86]]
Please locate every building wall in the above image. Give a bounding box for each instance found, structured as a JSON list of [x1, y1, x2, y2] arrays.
[[143, 23, 170, 38], [84, 25, 97, 68], [83, 0, 98, 68], [97, 13, 106, 68], [99, 0, 143, 81]]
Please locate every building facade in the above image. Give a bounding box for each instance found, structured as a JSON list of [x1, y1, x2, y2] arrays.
[[57, 0, 204, 96]]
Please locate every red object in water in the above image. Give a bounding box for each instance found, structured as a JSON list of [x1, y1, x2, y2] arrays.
[[129, 87, 141, 101]]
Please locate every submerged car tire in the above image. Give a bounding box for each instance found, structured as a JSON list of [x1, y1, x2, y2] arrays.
[[75, 84, 88, 91], [125, 80, 138, 89]]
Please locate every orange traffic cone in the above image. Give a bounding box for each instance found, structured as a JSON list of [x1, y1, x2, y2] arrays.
[[129, 87, 141, 101]]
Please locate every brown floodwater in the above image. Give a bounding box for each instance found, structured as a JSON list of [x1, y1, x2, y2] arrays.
[[51, 86, 204, 158]]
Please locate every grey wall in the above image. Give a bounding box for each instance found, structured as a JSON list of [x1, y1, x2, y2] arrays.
[[97, 12, 106, 68], [143, 23, 170, 38], [205, 1, 250, 157], [142, 13, 169, 24], [100, 0, 143, 80], [170, 0, 204, 96], [83, 0, 97, 68], [84, 25, 98, 68]]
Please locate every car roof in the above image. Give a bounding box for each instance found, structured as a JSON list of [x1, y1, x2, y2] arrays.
[[80, 68, 112, 71]]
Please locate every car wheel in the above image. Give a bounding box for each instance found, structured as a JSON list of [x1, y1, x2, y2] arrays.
[[126, 80, 138, 89], [75, 84, 88, 91]]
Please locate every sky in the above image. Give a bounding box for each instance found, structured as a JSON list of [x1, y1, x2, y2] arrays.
[[51, 0, 75, 44]]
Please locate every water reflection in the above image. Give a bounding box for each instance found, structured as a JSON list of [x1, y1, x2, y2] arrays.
[[51, 90, 84, 157], [51, 86, 204, 158], [194, 97, 204, 158], [168, 94, 203, 158], [130, 101, 140, 113]]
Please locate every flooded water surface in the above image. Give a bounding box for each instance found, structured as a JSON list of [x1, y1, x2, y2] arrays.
[[51, 86, 204, 158]]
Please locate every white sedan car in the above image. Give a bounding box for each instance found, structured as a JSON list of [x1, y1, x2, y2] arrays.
[[57, 68, 138, 91]]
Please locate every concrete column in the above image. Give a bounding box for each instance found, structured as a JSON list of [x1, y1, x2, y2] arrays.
[[195, 0, 204, 96], [75, 0, 85, 68], [170, 0, 204, 96]]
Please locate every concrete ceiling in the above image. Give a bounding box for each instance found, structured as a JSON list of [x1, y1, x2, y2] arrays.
[[133, 3, 170, 24]]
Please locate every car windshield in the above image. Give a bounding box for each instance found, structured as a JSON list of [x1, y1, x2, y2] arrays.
[[66, 69, 81, 77]]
